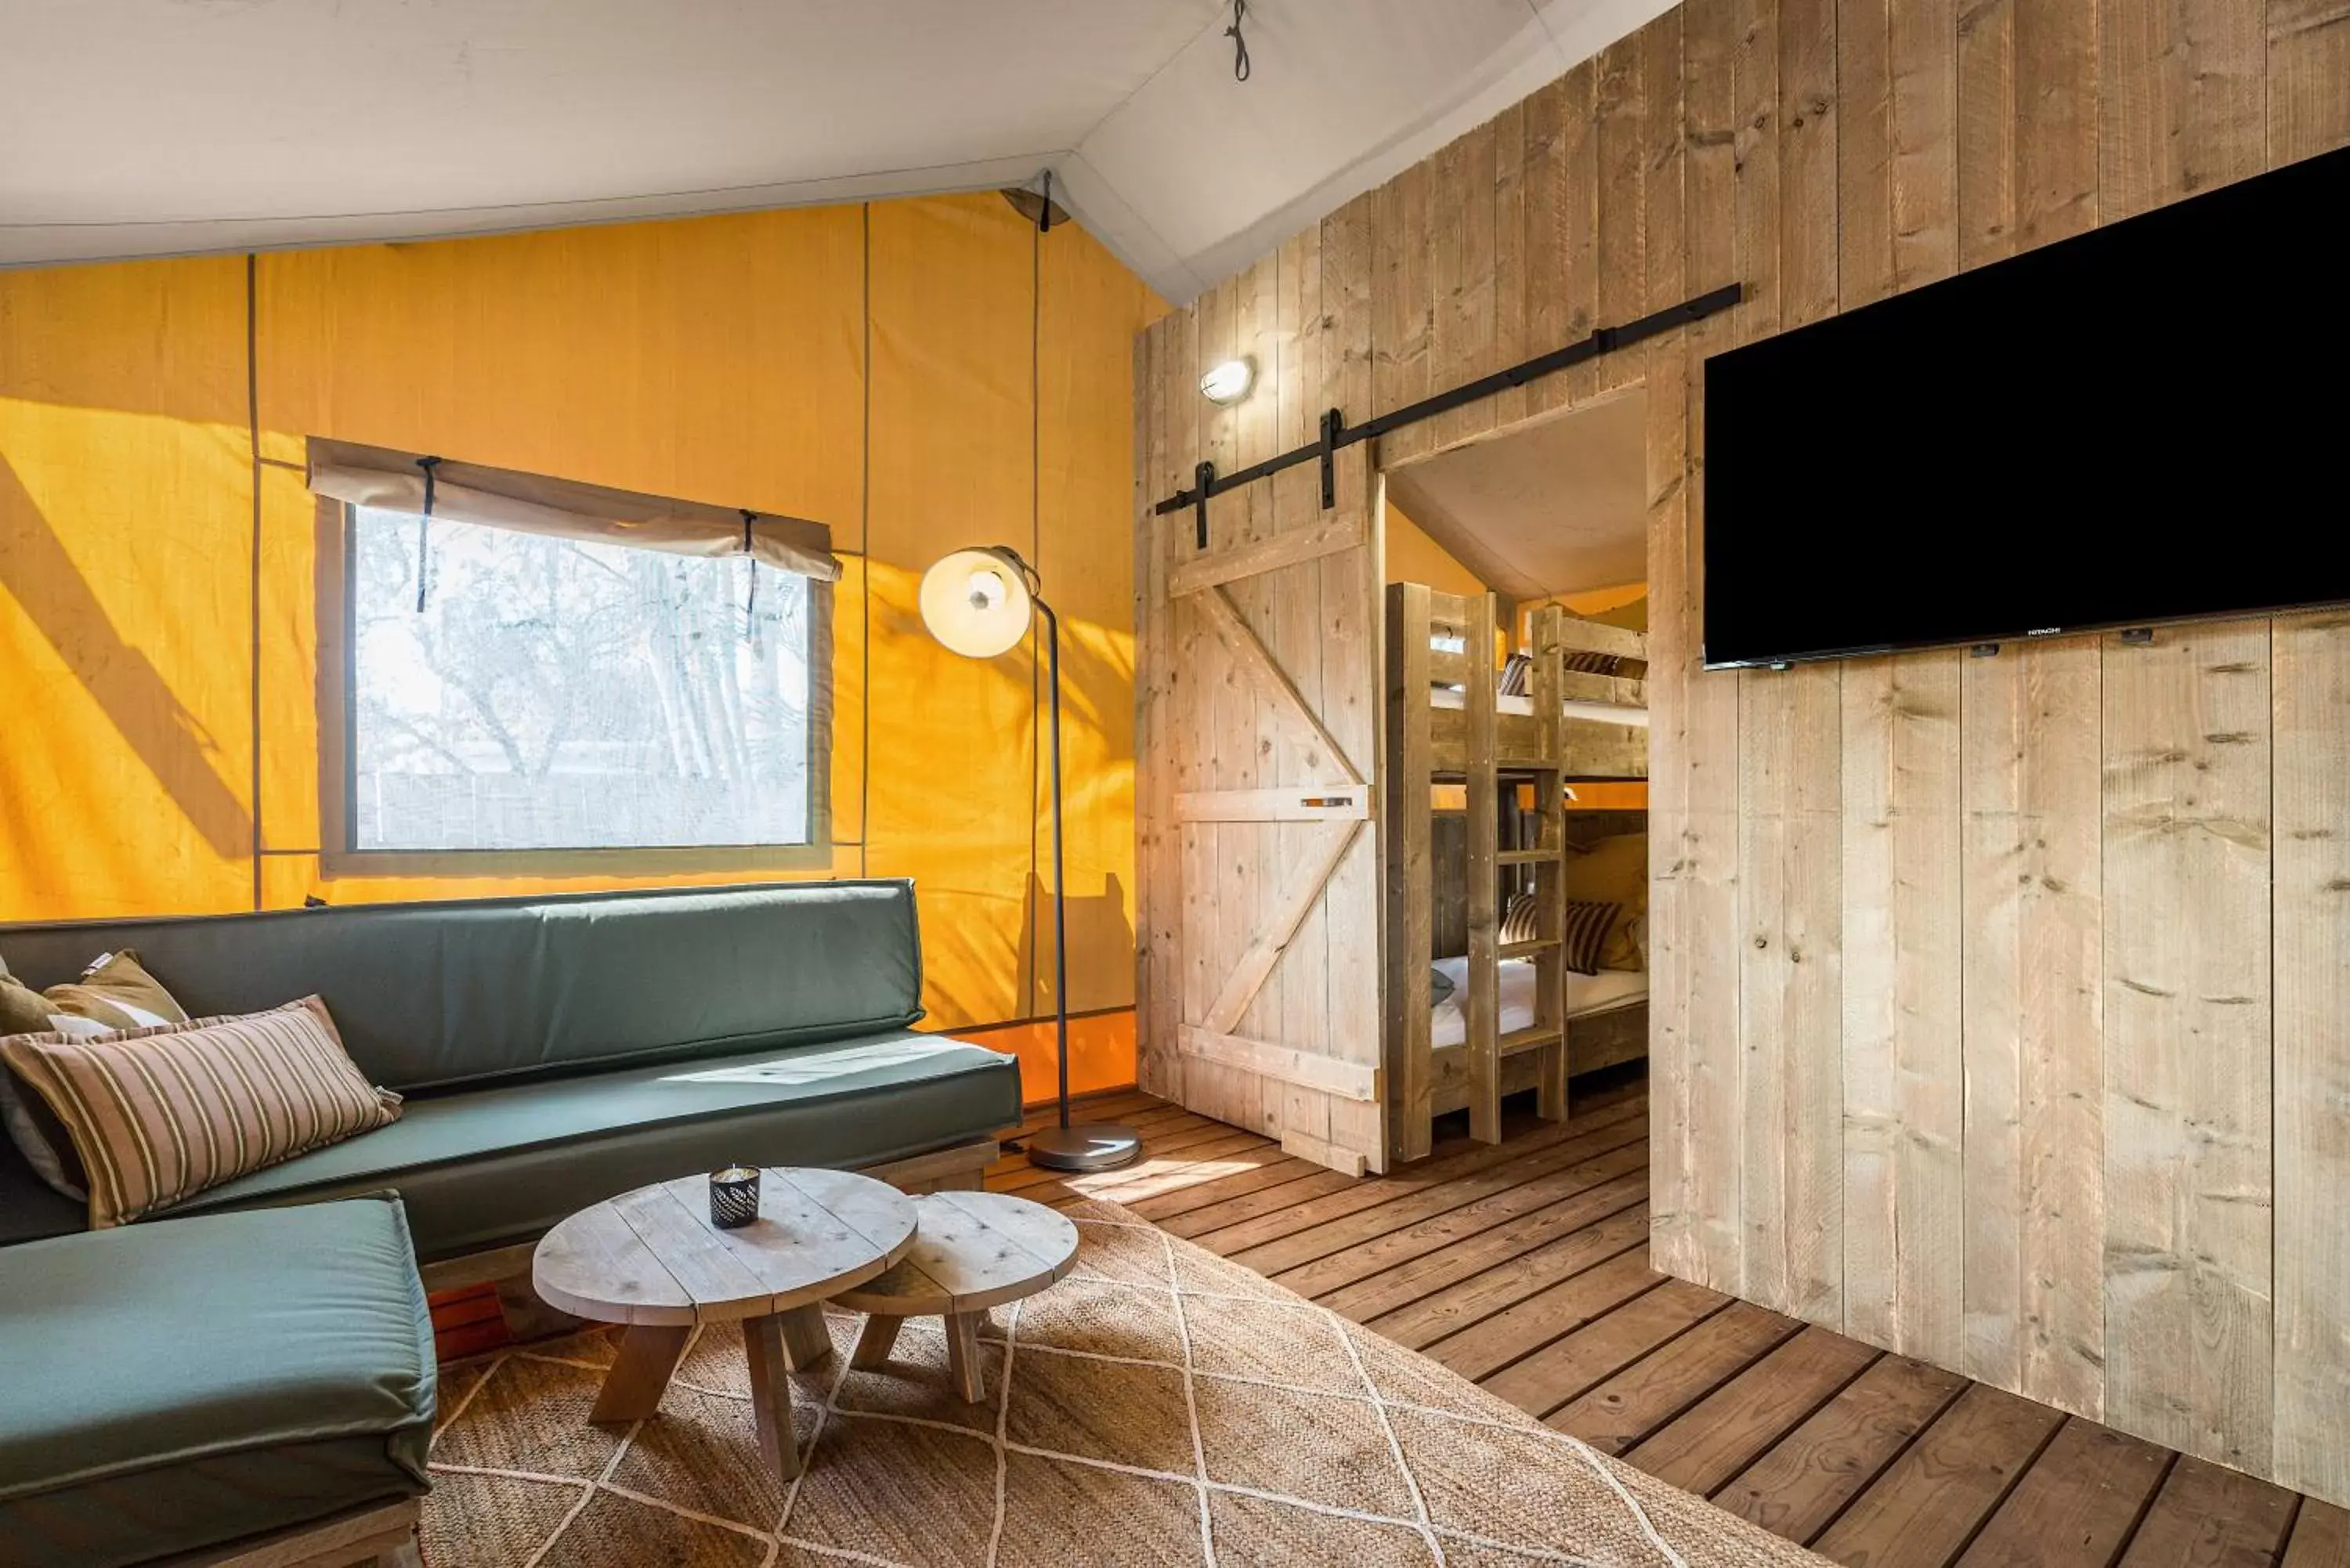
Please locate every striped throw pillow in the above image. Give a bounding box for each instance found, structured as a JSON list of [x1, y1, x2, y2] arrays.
[[0, 949, 190, 1201], [1564, 900, 1622, 976], [0, 996, 401, 1229], [1500, 892, 1540, 946]]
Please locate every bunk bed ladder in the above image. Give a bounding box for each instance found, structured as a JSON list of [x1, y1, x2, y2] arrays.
[[1385, 585, 1575, 1162], [1524, 605, 1571, 1129], [1463, 591, 1503, 1143]]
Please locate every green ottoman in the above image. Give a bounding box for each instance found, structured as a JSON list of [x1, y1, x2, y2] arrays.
[[0, 1194, 436, 1568]]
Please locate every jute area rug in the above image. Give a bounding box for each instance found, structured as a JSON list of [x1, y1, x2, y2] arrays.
[[423, 1199, 1824, 1568]]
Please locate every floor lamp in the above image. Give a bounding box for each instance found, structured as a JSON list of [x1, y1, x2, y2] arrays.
[[918, 545, 1143, 1173]]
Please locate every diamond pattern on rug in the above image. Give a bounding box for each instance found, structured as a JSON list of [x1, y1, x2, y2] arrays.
[[417, 1469, 584, 1568], [1003, 1346, 1197, 1471], [1343, 1317, 1531, 1422], [1009, 1274, 1184, 1361], [1062, 1213, 1177, 1287], [1167, 1239, 1296, 1302], [429, 1355, 622, 1479], [554, 1489, 768, 1567], [1205, 1490, 1440, 1567], [1191, 1374, 1416, 1516], [996, 1451, 1206, 1567], [1183, 1291, 1362, 1390], [421, 1198, 1827, 1568], [608, 1379, 786, 1530], [785, 1413, 999, 1568]]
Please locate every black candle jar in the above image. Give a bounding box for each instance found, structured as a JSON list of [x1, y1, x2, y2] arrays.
[[709, 1165, 761, 1229]]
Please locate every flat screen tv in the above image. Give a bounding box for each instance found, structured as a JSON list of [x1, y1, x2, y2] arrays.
[[1702, 143, 2350, 670]]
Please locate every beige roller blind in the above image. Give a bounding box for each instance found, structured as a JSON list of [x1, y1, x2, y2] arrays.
[[306, 437, 839, 582]]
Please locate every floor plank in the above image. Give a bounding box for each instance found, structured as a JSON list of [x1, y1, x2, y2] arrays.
[[2285, 1501, 2350, 1568], [1958, 1420, 2174, 1568], [1197, 1096, 1648, 1260], [1420, 1245, 1671, 1381], [1329, 1186, 1649, 1326], [2117, 1457, 2298, 1567], [972, 1084, 2337, 1568], [1361, 1199, 1653, 1346], [1549, 1299, 1809, 1454], [1812, 1383, 2067, 1566], [1716, 1353, 1972, 1545], [1264, 1135, 1650, 1295], [1625, 1326, 1882, 1498], [1477, 1277, 1730, 1415]]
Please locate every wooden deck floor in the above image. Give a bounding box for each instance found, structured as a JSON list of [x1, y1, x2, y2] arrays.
[[987, 1075, 2350, 1568]]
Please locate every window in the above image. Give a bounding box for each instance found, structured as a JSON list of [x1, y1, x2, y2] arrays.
[[313, 442, 834, 865], [345, 507, 823, 854]]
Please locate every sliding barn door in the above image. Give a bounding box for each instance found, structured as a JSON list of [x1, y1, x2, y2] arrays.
[[1133, 222, 1386, 1176]]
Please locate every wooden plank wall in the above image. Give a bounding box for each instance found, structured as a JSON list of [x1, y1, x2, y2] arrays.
[[1137, 201, 1386, 1178], [1131, 0, 2350, 1505]]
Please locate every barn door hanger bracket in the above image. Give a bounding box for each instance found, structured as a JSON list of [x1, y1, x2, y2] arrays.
[[1318, 407, 1343, 508], [1152, 281, 1744, 544]]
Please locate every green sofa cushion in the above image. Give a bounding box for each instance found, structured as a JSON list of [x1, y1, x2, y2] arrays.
[[0, 881, 926, 1093], [0, 1195, 435, 1568], [175, 1029, 1021, 1261]]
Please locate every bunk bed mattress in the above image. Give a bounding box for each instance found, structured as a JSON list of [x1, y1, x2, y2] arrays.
[[1428, 688, 1650, 726], [1430, 956, 1647, 1049]]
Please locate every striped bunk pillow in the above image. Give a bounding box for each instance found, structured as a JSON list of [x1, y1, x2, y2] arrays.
[[1499, 895, 1619, 973], [1500, 892, 1540, 946], [1562, 900, 1621, 975], [0, 996, 400, 1230]]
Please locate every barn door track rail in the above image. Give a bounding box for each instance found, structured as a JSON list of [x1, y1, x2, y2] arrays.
[[1153, 281, 1744, 546]]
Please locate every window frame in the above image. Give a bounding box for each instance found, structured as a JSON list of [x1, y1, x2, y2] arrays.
[[316, 495, 833, 877]]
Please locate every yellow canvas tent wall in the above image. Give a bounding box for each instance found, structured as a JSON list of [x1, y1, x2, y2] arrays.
[[0, 192, 1161, 1097]]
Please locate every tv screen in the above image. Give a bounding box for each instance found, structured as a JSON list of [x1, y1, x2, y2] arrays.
[[1702, 143, 2350, 669]]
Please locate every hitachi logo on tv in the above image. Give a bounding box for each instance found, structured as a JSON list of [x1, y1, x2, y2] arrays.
[[2026, 627, 2063, 636]]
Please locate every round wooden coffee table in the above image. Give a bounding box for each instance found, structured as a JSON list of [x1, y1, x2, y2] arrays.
[[533, 1166, 917, 1479], [832, 1190, 1079, 1402]]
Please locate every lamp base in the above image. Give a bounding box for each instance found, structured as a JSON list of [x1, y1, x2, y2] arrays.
[[1025, 1123, 1144, 1173]]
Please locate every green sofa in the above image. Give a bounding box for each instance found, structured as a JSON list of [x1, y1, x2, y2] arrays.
[[0, 880, 1024, 1262], [0, 1194, 436, 1567]]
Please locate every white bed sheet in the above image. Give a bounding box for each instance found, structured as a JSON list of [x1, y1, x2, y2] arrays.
[[1428, 687, 1650, 728], [1428, 956, 1647, 1049]]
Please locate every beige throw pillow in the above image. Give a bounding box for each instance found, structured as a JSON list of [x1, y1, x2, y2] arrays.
[[0, 996, 402, 1229], [0, 949, 190, 1199]]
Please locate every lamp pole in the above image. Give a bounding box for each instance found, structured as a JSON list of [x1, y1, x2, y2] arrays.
[[1022, 585, 1143, 1171], [1036, 592, 1072, 1127]]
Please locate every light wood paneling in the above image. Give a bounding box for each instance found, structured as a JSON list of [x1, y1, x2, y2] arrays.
[[1130, 0, 2350, 1501], [2101, 625, 2272, 1472], [1960, 641, 2103, 1419], [2269, 609, 2350, 1501], [1841, 653, 1963, 1368], [1739, 666, 1843, 1329], [1144, 228, 1383, 1176]]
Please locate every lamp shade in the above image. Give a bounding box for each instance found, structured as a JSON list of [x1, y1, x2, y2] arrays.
[[919, 546, 1034, 659]]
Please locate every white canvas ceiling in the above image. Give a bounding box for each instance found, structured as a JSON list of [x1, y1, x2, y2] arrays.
[[1383, 390, 1650, 603], [0, 0, 1675, 302]]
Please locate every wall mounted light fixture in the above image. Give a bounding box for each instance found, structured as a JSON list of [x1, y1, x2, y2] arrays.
[[1198, 356, 1256, 405]]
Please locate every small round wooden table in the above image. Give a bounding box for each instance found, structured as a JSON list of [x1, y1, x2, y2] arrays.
[[533, 1166, 917, 1480], [832, 1190, 1080, 1403]]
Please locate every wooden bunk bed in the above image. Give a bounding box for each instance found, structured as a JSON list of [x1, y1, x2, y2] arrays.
[[1384, 586, 1649, 1163]]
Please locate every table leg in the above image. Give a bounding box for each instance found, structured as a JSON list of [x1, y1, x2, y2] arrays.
[[590, 1323, 692, 1425], [743, 1313, 804, 1481], [850, 1313, 902, 1369], [779, 1302, 833, 1371], [945, 1311, 986, 1404]]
